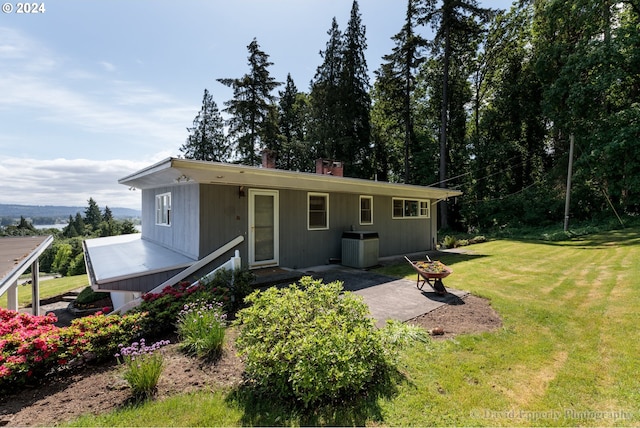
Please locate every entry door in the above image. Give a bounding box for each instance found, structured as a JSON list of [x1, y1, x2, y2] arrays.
[[248, 189, 279, 267]]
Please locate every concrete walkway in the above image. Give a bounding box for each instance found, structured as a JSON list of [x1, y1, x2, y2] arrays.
[[34, 254, 469, 329], [302, 265, 468, 327]]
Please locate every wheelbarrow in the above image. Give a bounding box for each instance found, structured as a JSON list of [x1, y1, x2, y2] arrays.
[[404, 256, 452, 295]]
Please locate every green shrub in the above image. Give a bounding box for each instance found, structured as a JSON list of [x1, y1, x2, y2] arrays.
[[442, 235, 458, 249], [234, 277, 391, 408], [62, 311, 148, 361], [199, 268, 255, 313], [135, 281, 200, 337], [136, 268, 255, 337], [75, 286, 110, 305], [469, 235, 486, 244], [176, 299, 226, 360]]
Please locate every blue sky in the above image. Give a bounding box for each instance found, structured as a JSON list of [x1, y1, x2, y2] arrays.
[[1, 0, 512, 210]]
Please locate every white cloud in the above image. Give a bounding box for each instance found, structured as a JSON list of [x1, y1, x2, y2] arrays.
[[99, 61, 116, 72], [0, 27, 192, 159], [0, 155, 170, 209]]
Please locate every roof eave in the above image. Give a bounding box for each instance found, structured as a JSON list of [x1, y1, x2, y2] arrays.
[[119, 157, 463, 199]]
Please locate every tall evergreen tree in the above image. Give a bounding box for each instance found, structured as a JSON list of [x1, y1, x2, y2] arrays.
[[84, 198, 102, 230], [218, 38, 281, 166], [310, 18, 344, 162], [278, 74, 312, 171], [180, 89, 230, 162], [339, 0, 373, 178], [103, 206, 113, 222], [375, 0, 428, 183], [420, 0, 494, 228]]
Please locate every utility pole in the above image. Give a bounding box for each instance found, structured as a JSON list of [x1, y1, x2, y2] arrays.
[[564, 134, 574, 232]]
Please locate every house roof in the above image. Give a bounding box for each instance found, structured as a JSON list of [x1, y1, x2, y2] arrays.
[[83, 233, 195, 286], [0, 235, 54, 299], [119, 157, 463, 200]]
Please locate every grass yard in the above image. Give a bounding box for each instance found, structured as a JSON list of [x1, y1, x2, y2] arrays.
[[67, 228, 639, 426], [0, 274, 88, 309]]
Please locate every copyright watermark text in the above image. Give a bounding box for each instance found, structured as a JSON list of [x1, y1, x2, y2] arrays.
[[471, 408, 634, 422], [2, 2, 46, 14]]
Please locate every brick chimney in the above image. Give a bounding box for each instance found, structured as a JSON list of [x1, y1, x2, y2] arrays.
[[261, 149, 276, 169], [315, 158, 344, 177]]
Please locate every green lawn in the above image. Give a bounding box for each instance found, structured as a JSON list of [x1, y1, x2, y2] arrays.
[[0, 274, 89, 309], [68, 228, 640, 426]]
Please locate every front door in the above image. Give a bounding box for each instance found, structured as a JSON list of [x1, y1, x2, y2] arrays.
[[248, 189, 279, 268]]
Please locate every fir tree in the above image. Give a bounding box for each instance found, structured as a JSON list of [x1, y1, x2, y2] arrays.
[[309, 17, 344, 161], [218, 38, 281, 166], [376, 0, 428, 183], [103, 206, 113, 222], [420, 0, 493, 228], [339, 0, 372, 178], [278, 74, 312, 171], [180, 89, 230, 162], [84, 198, 102, 230]]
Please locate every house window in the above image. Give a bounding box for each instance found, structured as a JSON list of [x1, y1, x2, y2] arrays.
[[155, 192, 171, 226], [392, 198, 430, 219], [308, 192, 329, 230], [360, 195, 373, 225]]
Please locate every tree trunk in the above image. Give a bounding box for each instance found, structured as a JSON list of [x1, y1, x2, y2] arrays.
[[438, 25, 451, 229], [404, 44, 412, 183]]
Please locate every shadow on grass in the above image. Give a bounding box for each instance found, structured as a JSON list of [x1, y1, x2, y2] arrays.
[[377, 252, 489, 279], [491, 226, 640, 248], [225, 367, 408, 426]]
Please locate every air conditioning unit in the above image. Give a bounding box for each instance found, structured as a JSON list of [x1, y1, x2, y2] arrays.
[[341, 231, 379, 268]]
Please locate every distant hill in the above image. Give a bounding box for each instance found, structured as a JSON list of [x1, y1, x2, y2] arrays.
[[0, 204, 141, 225]]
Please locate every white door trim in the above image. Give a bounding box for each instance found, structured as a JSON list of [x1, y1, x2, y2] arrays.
[[248, 189, 279, 268]]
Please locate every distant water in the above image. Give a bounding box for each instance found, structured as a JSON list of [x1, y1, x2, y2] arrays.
[[34, 224, 66, 230], [33, 224, 142, 232]]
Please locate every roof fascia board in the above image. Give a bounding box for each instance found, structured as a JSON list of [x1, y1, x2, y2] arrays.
[[121, 157, 462, 199], [117, 157, 174, 185]]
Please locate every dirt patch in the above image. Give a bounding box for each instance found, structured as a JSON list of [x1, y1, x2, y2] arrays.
[[409, 294, 503, 339], [0, 330, 245, 427], [1, 295, 501, 426]]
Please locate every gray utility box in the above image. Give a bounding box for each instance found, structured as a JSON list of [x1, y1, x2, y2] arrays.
[[341, 231, 379, 268]]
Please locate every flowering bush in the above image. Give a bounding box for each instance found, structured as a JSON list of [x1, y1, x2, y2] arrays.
[[176, 299, 226, 360], [136, 268, 254, 337], [0, 307, 147, 393], [61, 310, 147, 361], [115, 338, 170, 400], [0, 309, 63, 388]]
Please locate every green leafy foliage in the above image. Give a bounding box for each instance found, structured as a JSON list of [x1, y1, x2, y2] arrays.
[[235, 277, 399, 408], [74, 286, 110, 305], [136, 268, 255, 337], [176, 300, 226, 360]]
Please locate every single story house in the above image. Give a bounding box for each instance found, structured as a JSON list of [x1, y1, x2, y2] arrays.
[[83, 157, 461, 302]]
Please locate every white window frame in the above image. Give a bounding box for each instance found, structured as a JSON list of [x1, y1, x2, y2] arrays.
[[155, 192, 172, 226], [307, 192, 329, 230], [359, 195, 374, 225], [392, 198, 430, 219]]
